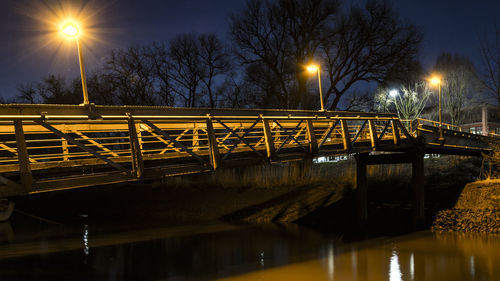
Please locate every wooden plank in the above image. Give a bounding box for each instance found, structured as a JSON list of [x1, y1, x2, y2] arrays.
[[340, 119, 352, 151], [128, 116, 144, 178], [306, 120, 318, 155], [262, 119, 275, 159], [33, 120, 129, 173], [14, 120, 32, 193], [205, 118, 220, 169]]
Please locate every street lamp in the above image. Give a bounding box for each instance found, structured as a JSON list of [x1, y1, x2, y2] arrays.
[[430, 76, 444, 141], [61, 21, 89, 105], [389, 89, 398, 98], [306, 64, 325, 111]]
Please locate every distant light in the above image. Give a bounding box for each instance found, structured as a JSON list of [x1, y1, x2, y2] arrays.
[[430, 76, 441, 86], [61, 21, 79, 38], [389, 90, 398, 98], [306, 64, 319, 73]]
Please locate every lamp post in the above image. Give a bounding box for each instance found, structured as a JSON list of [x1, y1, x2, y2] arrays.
[[430, 77, 444, 141], [306, 64, 325, 111], [61, 21, 89, 105]]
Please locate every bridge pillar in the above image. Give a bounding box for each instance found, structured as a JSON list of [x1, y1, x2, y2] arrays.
[[354, 153, 368, 223], [354, 151, 426, 227], [412, 151, 425, 226]]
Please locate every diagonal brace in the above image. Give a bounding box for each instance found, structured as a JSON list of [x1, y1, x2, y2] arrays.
[[275, 120, 306, 152], [318, 120, 340, 149], [34, 120, 129, 173], [142, 120, 206, 165], [216, 118, 263, 160]]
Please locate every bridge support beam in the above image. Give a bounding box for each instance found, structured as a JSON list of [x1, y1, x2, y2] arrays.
[[412, 151, 425, 226], [355, 154, 368, 223], [354, 150, 425, 227]]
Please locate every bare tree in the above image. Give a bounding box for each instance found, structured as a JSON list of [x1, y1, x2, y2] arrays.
[[105, 46, 158, 105], [230, 0, 420, 110], [16, 83, 41, 104], [147, 42, 175, 106], [168, 34, 203, 107], [321, 0, 421, 110], [478, 25, 500, 114], [433, 53, 480, 125], [197, 34, 231, 108]]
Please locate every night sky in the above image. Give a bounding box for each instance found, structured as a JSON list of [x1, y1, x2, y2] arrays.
[[0, 0, 499, 101]]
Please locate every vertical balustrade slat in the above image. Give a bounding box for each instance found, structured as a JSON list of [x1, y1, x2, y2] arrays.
[[128, 116, 144, 178], [305, 120, 318, 156], [262, 119, 275, 159], [206, 118, 220, 170], [14, 119, 32, 193], [61, 138, 69, 161]]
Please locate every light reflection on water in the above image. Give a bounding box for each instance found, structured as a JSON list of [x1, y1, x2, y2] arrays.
[[0, 220, 499, 281]]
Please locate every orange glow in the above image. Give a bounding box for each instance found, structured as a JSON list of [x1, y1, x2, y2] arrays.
[[430, 76, 441, 86], [61, 21, 80, 38], [14, 0, 116, 67], [306, 65, 319, 73]]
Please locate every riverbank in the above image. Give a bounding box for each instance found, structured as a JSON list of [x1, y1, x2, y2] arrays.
[[432, 179, 500, 233], [8, 155, 480, 236]]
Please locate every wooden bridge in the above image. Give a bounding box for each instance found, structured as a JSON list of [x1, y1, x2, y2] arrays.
[[0, 104, 494, 223]]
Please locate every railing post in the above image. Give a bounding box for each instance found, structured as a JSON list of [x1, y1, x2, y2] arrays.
[[368, 120, 377, 149], [135, 123, 143, 151], [14, 120, 32, 193], [127, 115, 144, 178], [305, 120, 318, 156], [206, 116, 220, 170], [340, 119, 351, 151], [391, 119, 400, 145], [262, 118, 275, 160]]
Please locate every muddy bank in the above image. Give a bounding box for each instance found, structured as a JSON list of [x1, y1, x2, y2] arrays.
[[432, 180, 500, 233]]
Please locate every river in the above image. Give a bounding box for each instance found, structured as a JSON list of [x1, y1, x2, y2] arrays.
[[0, 217, 498, 281]]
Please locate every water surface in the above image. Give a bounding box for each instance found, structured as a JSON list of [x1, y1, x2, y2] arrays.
[[0, 218, 498, 281]]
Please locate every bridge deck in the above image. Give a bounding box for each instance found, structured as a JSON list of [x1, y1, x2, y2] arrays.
[[0, 104, 492, 197]]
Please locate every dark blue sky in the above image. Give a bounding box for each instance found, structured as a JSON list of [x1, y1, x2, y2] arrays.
[[0, 0, 499, 100]]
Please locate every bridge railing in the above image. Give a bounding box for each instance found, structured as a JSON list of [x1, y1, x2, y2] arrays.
[[401, 118, 464, 135], [0, 105, 412, 196]]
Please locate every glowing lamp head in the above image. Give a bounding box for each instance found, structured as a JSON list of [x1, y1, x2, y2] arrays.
[[306, 65, 319, 73], [389, 90, 398, 98], [61, 22, 80, 38], [430, 77, 441, 86]]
